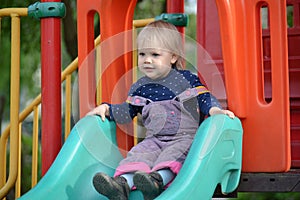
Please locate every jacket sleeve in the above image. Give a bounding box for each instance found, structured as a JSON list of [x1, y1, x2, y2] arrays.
[[185, 71, 222, 115]]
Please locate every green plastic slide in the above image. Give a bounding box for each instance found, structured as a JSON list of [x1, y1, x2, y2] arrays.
[[19, 114, 243, 200]]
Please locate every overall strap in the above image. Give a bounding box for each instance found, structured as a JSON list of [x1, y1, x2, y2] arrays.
[[176, 86, 209, 102], [126, 95, 152, 106]]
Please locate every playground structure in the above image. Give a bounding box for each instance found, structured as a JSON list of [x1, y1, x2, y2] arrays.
[[0, 0, 299, 199]]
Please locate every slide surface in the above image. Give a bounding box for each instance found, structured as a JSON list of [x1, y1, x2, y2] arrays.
[[19, 115, 243, 200]]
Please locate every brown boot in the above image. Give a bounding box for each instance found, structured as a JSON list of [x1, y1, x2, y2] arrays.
[[93, 172, 130, 200], [133, 171, 164, 200]]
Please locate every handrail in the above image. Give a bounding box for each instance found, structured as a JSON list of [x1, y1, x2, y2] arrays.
[[0, 8, 27, 17], [0, 8, 26, 199], [133, 18, 154, 28]]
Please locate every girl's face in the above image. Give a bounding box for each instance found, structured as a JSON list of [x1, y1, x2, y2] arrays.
[[138, 48, 177, 80]]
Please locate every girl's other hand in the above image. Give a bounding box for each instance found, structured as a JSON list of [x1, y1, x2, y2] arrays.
[[209, 107, 235, 119]]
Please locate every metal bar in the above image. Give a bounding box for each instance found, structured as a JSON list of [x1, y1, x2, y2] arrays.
[[8, 13, 21, 197], [31, 106, 39, 187], [0, 8, 27, 17], [40, 0, 62, 175], [15, 123, 22, 198], [167, 0, 185, 33], [65, 75, 71, 140], [0, 137, 7, 196], [132, 18, 154, 28]]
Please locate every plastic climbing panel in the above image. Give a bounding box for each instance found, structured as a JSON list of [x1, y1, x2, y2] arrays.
[[198, 0, 292, 172]]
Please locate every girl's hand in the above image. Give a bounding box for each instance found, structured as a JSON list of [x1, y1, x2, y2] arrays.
[[209, 107, 235, 119], [86, 104, 110, 121]]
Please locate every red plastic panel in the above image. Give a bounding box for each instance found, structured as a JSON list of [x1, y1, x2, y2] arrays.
[[198, 0, 291, 172]]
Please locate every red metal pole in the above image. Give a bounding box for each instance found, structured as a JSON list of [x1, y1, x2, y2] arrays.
[[167, 0, 185, 33], [41, 0, 62, 175]]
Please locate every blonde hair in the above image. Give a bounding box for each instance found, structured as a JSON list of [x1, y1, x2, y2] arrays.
[[137, 20, 184, 69]]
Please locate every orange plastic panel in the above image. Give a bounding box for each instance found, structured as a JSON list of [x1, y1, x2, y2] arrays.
[[77, 0, 137, 116], [77, 0, 137, 152], [216, 0, 290, 172]]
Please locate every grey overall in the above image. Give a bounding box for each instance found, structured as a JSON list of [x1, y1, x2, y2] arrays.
[[114, 87, 202, 176]]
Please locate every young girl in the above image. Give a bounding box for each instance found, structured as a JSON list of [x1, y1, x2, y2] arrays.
[[87, 20, 235, 200]]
